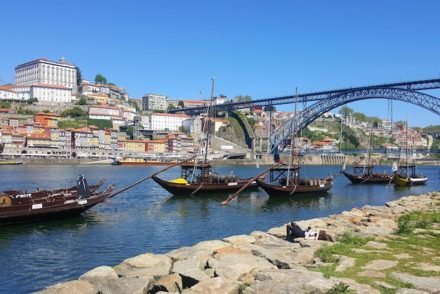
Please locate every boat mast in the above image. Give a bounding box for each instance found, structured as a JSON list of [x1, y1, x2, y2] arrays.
[[203, 78, 215, 165], [367, 122, 373, 175], [286, 88, 298, 185]]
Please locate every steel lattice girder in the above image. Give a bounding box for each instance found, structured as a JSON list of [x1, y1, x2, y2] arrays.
[[269, 88, 440, 153], [170, 78, 440, 115]]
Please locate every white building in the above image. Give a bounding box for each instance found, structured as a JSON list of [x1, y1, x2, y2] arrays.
[[0, 86, 18, 100], [15, 57, 77, 93], [89, 105, 122, 120], [142, 94, 167, 111], [141, 113, 188, 131], [0, 84, 72, 103]]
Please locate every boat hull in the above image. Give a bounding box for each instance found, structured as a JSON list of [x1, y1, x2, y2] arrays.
[[257, 178, 332, 197], [152, 175, 259, 196], [0, 189, 113, 225], [341, 171, 392, 184], [394, 174, 427, 186]]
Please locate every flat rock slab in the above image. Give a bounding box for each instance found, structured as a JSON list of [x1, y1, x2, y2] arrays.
[[396, 289, 430, 294], [365, 241, 388, 249], [79, 266, 118, 281], [208, 252, 276, 281], [375, 281, 396, 289], [334, 277, 380, 294], [358, 270, 386, 278], [414, 263, 440, 272], [352, 248, 387, 254], [40, 280, 96, 294], [223, 234, 256, 245], [85, 276, 152, 294], [363, 259, 398, 271], [114, 253, 172, 278], [391, 272, 440, 293], [394, 253, 412, 259], [184, 277, 238, 294], [243, 268, 336, 294], [335, 256, 356, 272]]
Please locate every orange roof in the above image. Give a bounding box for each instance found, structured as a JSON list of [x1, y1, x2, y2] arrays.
[[0, 86, 15, 92]]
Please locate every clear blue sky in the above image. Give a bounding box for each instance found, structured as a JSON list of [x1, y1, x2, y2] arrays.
[[1, 0, 439, 127]]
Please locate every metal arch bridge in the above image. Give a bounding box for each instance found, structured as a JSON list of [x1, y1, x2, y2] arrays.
[[169, 78, 440, 153]]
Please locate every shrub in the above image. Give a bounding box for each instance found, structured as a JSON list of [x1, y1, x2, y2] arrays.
[[327, 282, 351, 294]]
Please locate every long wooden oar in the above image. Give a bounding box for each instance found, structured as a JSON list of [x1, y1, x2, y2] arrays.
[[110, 155, 198, 198], [221, 163, 281, 206]]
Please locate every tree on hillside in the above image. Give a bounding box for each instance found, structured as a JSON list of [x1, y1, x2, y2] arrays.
[[76, 66, 82, 91], [76, 96, 87, 105], [339, 106, 354, 117], [167, 103, 176, 112], [61, 107, 87, 118], [95, 74, 107, 85], [178, 100, 185, 108]]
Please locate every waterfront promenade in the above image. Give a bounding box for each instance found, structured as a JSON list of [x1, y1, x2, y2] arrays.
[[39, 191, 440, 293]]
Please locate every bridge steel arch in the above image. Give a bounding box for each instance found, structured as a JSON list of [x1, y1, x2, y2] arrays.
[[269, 87, 440, 153]]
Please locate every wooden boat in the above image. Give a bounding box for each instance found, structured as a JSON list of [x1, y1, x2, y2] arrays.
[[341, 124, 392, 184], [0, 178, 114, 225], [341, 165, 392, 184], [2, 179, 105, 198], [152, 162, 260, 196], [393, 164, 427, 186], [112, 158, 180, 166], [0, 160, 23, 165], [256, 165, 333, 197]]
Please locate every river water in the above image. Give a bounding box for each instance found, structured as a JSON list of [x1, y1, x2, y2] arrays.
[[0, 164, 439, 293]]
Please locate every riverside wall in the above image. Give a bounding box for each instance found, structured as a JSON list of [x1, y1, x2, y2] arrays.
[[39, 191, 440, 294]]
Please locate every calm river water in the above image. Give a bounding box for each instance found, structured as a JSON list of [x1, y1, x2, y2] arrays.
[[0, 164, 439, 293]]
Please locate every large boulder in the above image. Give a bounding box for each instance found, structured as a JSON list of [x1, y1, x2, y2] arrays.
[[167, 240, 229, 262], [172, 256, 212, 288], [208, 252, 276, 281], [149, 273, 183, 293], [184, 277, 238, 294], [223, 234, 256, 245], [86, 276, 153, 294], [114, 253, 172, 278], [40, 280, 96, 294]]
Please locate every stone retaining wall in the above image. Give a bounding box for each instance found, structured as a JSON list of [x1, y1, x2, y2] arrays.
[[39, 191, 440, 294]]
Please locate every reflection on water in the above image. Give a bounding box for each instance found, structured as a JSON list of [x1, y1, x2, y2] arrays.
[[0, 164, 439, 293]]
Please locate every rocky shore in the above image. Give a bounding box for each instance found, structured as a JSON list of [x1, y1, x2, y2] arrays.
[[40, 192, 440, 294]]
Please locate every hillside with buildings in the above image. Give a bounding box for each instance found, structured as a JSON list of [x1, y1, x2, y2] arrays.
[[0, 56, 437, 162]]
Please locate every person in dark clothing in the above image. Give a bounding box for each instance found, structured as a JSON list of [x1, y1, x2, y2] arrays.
[[286, 222, 309, 238]]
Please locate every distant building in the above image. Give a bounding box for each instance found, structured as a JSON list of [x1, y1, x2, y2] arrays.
[[142, 94, 167, 111], [15, 57, 77, 93], [141, 113, 188, 131], [0, 84, 72, 103]]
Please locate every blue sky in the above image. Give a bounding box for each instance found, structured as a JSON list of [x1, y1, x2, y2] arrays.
[[1, 0, 439, 127]]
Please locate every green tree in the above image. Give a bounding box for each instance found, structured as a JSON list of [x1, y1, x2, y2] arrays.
[[27, 98, 38, 105], [76, 96, 87, 105], [0, 101, 11, 108], [95, 74, 107, 85], [76, 66, 82, 91], [167, 103, 176, 112], [178, 100, 185, 108], [339, 106, 354, 116], [61, 107, 87, 118]]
